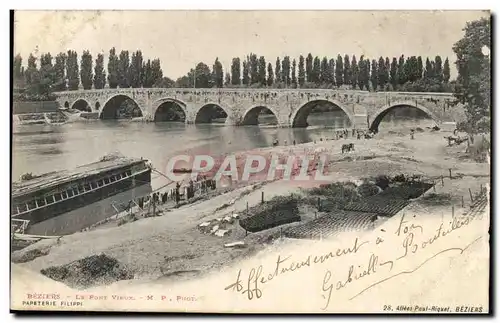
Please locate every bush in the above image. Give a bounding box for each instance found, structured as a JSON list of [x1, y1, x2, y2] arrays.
[[20, 172, 36, 181], [239, 194, 301, 232], [40, 254, 133, 289], [466, 135, 490, 163], [357, 183, 382, 197], [374, 175, 390, 190], [308, 182, 358, 198]]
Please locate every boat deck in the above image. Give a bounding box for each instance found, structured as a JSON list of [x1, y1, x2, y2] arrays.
[[12, 156, 146, 198]]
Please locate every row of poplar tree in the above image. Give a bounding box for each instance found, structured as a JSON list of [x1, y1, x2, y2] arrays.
[[13, 50, 453, 100], [142, 53, 453, 93], [13, 48, 168, 100], [221, 53, 452, 92]]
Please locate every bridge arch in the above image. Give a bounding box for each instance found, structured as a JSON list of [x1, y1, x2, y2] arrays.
[[63, 101, 69, 109], [153, 98, 187, 122], [369, 101, 439, 132], [100, 94, 143, 119], [241, 105, 279, 126], [290, 99, 355, 128], [194, 102, 229, 124], [71, 99, 92, 112]]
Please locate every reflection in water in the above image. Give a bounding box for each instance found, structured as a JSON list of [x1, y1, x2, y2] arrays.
[[378, 106, 435, 132], [38, 148, 65, 155], [12, 109, 429, 191], [27, 136, 66, 145]]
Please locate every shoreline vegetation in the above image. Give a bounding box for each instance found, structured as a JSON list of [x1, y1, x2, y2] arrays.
[[11, 128, 490, 290]]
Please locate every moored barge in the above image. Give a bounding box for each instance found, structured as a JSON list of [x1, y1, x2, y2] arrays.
[[11, 155, 152, 236]]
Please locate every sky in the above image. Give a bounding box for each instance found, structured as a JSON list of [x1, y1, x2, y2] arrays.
[[13, 10, 489, 80]]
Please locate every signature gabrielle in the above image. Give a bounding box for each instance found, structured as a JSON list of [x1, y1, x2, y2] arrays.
[[321, 253, 379, 310], [224, 237, 368, 300]]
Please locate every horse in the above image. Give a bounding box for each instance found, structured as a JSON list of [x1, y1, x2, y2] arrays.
[[342, 143, 355, 153]]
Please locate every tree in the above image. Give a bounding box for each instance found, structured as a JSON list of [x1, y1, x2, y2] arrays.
[[80, 50, 93, 90], [224, 72, 231, 87], [274, 57, 281, 84], [107, 47, 119, 89], [402, 57, 410, 83], [24, 53, 40, 96], [184, 62, 212, 88], [453, 17, 491, 135], [417, 56, 424, 79], [305, 53, 313, 83], [291, 58, 297, 86], [242, 60, 250, 86], [267, 62, 274, 87], [213, 57, 224, 88], [358, 56, 366, 90], [13, 54, 22, 79], [390, 57, 398, 89], [424, 57, 433, 80], [377, 56, 387, 88], [66, 50, 79, 90], [298, 55, 305, 87], [443, 57, 451, 83], [343, 54, 351, 85], [175, 75, 191, 88], [93, 53, 106, 89], [230, 57, 241, 85], [397, 55, 406, 85], [38, 53, 56, 97], [129, 50, 143, 88], [405, 56, 419, 82], [328, 58, 336, 86], [385, 57, 390, 86], [351, 55, 359, 89], [370, 59, 378, 91], [13, 54, 23, 88], [320, 57, 329, 85], [258, 56, 266, 86], [282, 56, 291, 86], [53, 53, 67, 91], [335, 54, 343, 87], [365, 59, 371, 90], [154, 77, 175, 88], [118, 50, 130, 88], [142, 60, 153, 87], [249, 53, 258, 85], [151, 59, 163, 86], [312, 56, 321, 84], [25, 53, 37, 87], [434, 55, 443, 83]]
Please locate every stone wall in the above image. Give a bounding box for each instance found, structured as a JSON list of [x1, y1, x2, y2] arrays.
[[13, 101, 59, 115]]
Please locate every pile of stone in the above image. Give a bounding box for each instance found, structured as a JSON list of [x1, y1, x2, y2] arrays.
[[198, 213, 240, 238]]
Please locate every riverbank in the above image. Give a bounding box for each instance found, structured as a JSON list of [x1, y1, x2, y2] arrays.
[[12, 128, 490, 290]]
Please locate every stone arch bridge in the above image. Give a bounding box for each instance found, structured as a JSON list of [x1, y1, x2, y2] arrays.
[[54, 88, 464, 131]]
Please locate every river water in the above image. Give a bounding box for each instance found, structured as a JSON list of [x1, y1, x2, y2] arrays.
[[12, 111, 435, 191]]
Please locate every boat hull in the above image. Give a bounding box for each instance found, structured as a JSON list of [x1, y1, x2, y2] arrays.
[[13, 169, 152, 236]]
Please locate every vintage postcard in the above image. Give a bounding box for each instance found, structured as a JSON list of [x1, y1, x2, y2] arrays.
[[10, 10, 491, 314]]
